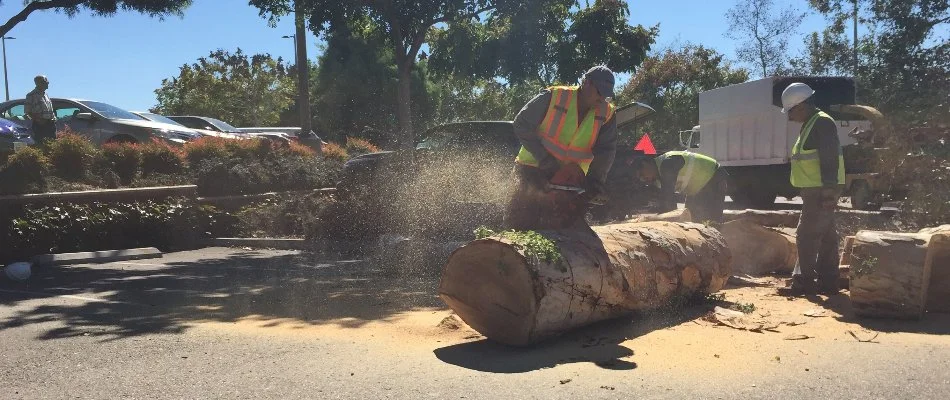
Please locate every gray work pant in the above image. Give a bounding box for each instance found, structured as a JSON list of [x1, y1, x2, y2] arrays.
[[793, 187, 840, 283]]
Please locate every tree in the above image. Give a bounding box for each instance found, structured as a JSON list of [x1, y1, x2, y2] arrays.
[[616, 45, 749, 151], [724, 0, 805, 77], [250, 0, 656, 147], [0, 0, 191, 36], [796, 0, 950, 228], [796, 0, 949, 126], [309, 24, 435, 145], [153, 49, 296, 127]]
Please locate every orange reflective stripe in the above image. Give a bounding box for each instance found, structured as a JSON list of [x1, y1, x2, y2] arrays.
[[541, 140, 594, 163], [552, 90, 573, 141]]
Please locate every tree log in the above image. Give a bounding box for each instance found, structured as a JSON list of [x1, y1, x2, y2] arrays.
[[925, 232, 950, 313], [719, 220, 797, 275], [723, 210, 800, 227], [438, 221, 731, 346], [849, 231, 932, 319]]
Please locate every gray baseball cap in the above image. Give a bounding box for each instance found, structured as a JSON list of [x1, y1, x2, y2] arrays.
[[583, 66, 615, 98]]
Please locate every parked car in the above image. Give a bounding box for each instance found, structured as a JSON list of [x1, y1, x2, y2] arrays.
[[131, 111, 203, 136], [168, 116, 292, 144], [237, 126, 301, 136], [0, 117, 34, 152], [0, 98, 198, 146]]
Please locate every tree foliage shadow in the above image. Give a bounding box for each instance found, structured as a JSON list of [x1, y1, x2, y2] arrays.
[[805, 292, 950, 335], [0, 248, 444, 341]]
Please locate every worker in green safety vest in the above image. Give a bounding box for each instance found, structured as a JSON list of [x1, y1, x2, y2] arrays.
[[504, 66, 618, 232], [632, 151, 727, 223], [782, 82, 846, 296]]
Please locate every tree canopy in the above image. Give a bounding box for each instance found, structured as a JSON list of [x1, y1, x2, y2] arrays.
[[153, 49, 296, 127], [616, 45, 749, 150], [0, 0, 192, 36]]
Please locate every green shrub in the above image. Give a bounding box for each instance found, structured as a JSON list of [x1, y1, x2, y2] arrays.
[[98, 142, 141, 185], [236, 193, 333, 238], [0, 147, 49, 194], [141, 139, 185, 176], [345, 137, 381, 157], [0, 199, 235, 263], [46, 132, 97, 181], [285, 141, 317, 158]]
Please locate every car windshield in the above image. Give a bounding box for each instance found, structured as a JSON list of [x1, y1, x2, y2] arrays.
[[80, 101, 144, 120], [205, 117, 240, 132], [140, 113, 187, 127]]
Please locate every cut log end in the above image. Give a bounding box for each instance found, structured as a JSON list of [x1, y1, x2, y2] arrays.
[[438, 240, 538, 346]]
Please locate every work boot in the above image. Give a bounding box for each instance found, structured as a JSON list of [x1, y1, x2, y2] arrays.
[[787, 276, 816, 296], [817, 279, 840, 295]]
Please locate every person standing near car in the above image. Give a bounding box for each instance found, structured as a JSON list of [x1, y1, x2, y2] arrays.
[[781, 82, 845, 295], [24, 75, 56, 144], [504, 65, 618, 231]]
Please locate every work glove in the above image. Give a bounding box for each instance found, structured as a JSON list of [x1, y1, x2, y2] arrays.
[[820, 186, 839, 210], [538, 156, 561, 181], [581, 178, 608, 205]]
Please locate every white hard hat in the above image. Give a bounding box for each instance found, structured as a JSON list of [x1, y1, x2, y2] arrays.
[[5, 262, 32, 282], [781, 82, 815, 113]]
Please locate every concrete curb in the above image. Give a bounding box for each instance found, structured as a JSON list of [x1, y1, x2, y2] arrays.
[[31, 247, 163, 266], [211, 238, 309, 250], [0, 185, 197, 206]]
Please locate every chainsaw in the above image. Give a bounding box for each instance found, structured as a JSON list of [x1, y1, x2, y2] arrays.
[[539, 164, 606, 230]]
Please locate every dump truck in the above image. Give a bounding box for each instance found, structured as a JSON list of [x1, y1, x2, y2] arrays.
[[681, 76, 890, 210]]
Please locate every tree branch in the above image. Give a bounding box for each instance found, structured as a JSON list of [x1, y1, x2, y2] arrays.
[[430, 5, 495, 25], [0, 0, 85, 37]]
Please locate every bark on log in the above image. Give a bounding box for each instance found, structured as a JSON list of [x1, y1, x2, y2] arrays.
[[840, 236, 856, 266], [719, 220, 797, 275], [925, 232, 950, 313], [438, 221, 731, 346], [723, 210, 800, 227], [849, 231, 932, 319]]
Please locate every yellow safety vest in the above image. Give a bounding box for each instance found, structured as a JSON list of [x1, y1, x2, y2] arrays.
[[790, 110, 845, 188], [515, 86, 615, 174], [656, 151, 719, 196]]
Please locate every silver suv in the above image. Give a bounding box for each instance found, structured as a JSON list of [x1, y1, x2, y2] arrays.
[[0, 98, 199, 146]]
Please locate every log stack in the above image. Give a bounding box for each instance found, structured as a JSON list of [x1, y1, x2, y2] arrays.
[[849, 231, 932, 319], [438, 221, 731, 346], [923, 229, 950, 313], [719, 219, 797, 275]]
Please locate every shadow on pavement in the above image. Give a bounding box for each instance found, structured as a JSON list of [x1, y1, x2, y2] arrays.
[[0, 248, 444, 341], [806, 292, 950, 335], [434, 306, 710, 373]]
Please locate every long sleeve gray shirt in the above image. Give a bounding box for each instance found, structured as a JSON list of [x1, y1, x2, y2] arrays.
[[801, 114, 841, 187], [512, 89, 618, 184]]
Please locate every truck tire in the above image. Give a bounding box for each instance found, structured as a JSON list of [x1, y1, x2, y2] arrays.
[[850, 179, 881, 211]]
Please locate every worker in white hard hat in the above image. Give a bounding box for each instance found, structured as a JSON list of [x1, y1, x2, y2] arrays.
[[782, 82, 845, 296]]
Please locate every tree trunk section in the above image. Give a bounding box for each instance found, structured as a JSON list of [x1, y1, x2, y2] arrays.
[[849, 231, 932, 319], [396, 62, 414, 149], [438, 221, 732, 346], [925, 232, 950, 313], [724, 209, 800, 227], [720, 220, 797, 275]]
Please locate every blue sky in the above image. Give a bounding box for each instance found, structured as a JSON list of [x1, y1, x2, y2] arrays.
[[0, 0, 831, 112]]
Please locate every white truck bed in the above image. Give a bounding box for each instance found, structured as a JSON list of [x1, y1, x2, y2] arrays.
[[697, 77, 865, 167]]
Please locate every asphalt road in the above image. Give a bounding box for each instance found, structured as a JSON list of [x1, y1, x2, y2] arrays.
[[2, 247, 948, 399]]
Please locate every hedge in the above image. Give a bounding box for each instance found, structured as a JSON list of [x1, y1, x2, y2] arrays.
[[0, 198, 234, 264]]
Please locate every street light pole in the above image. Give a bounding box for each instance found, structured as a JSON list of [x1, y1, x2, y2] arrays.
[[2, 36, 14, 102], [281, 34, 297, 64]]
